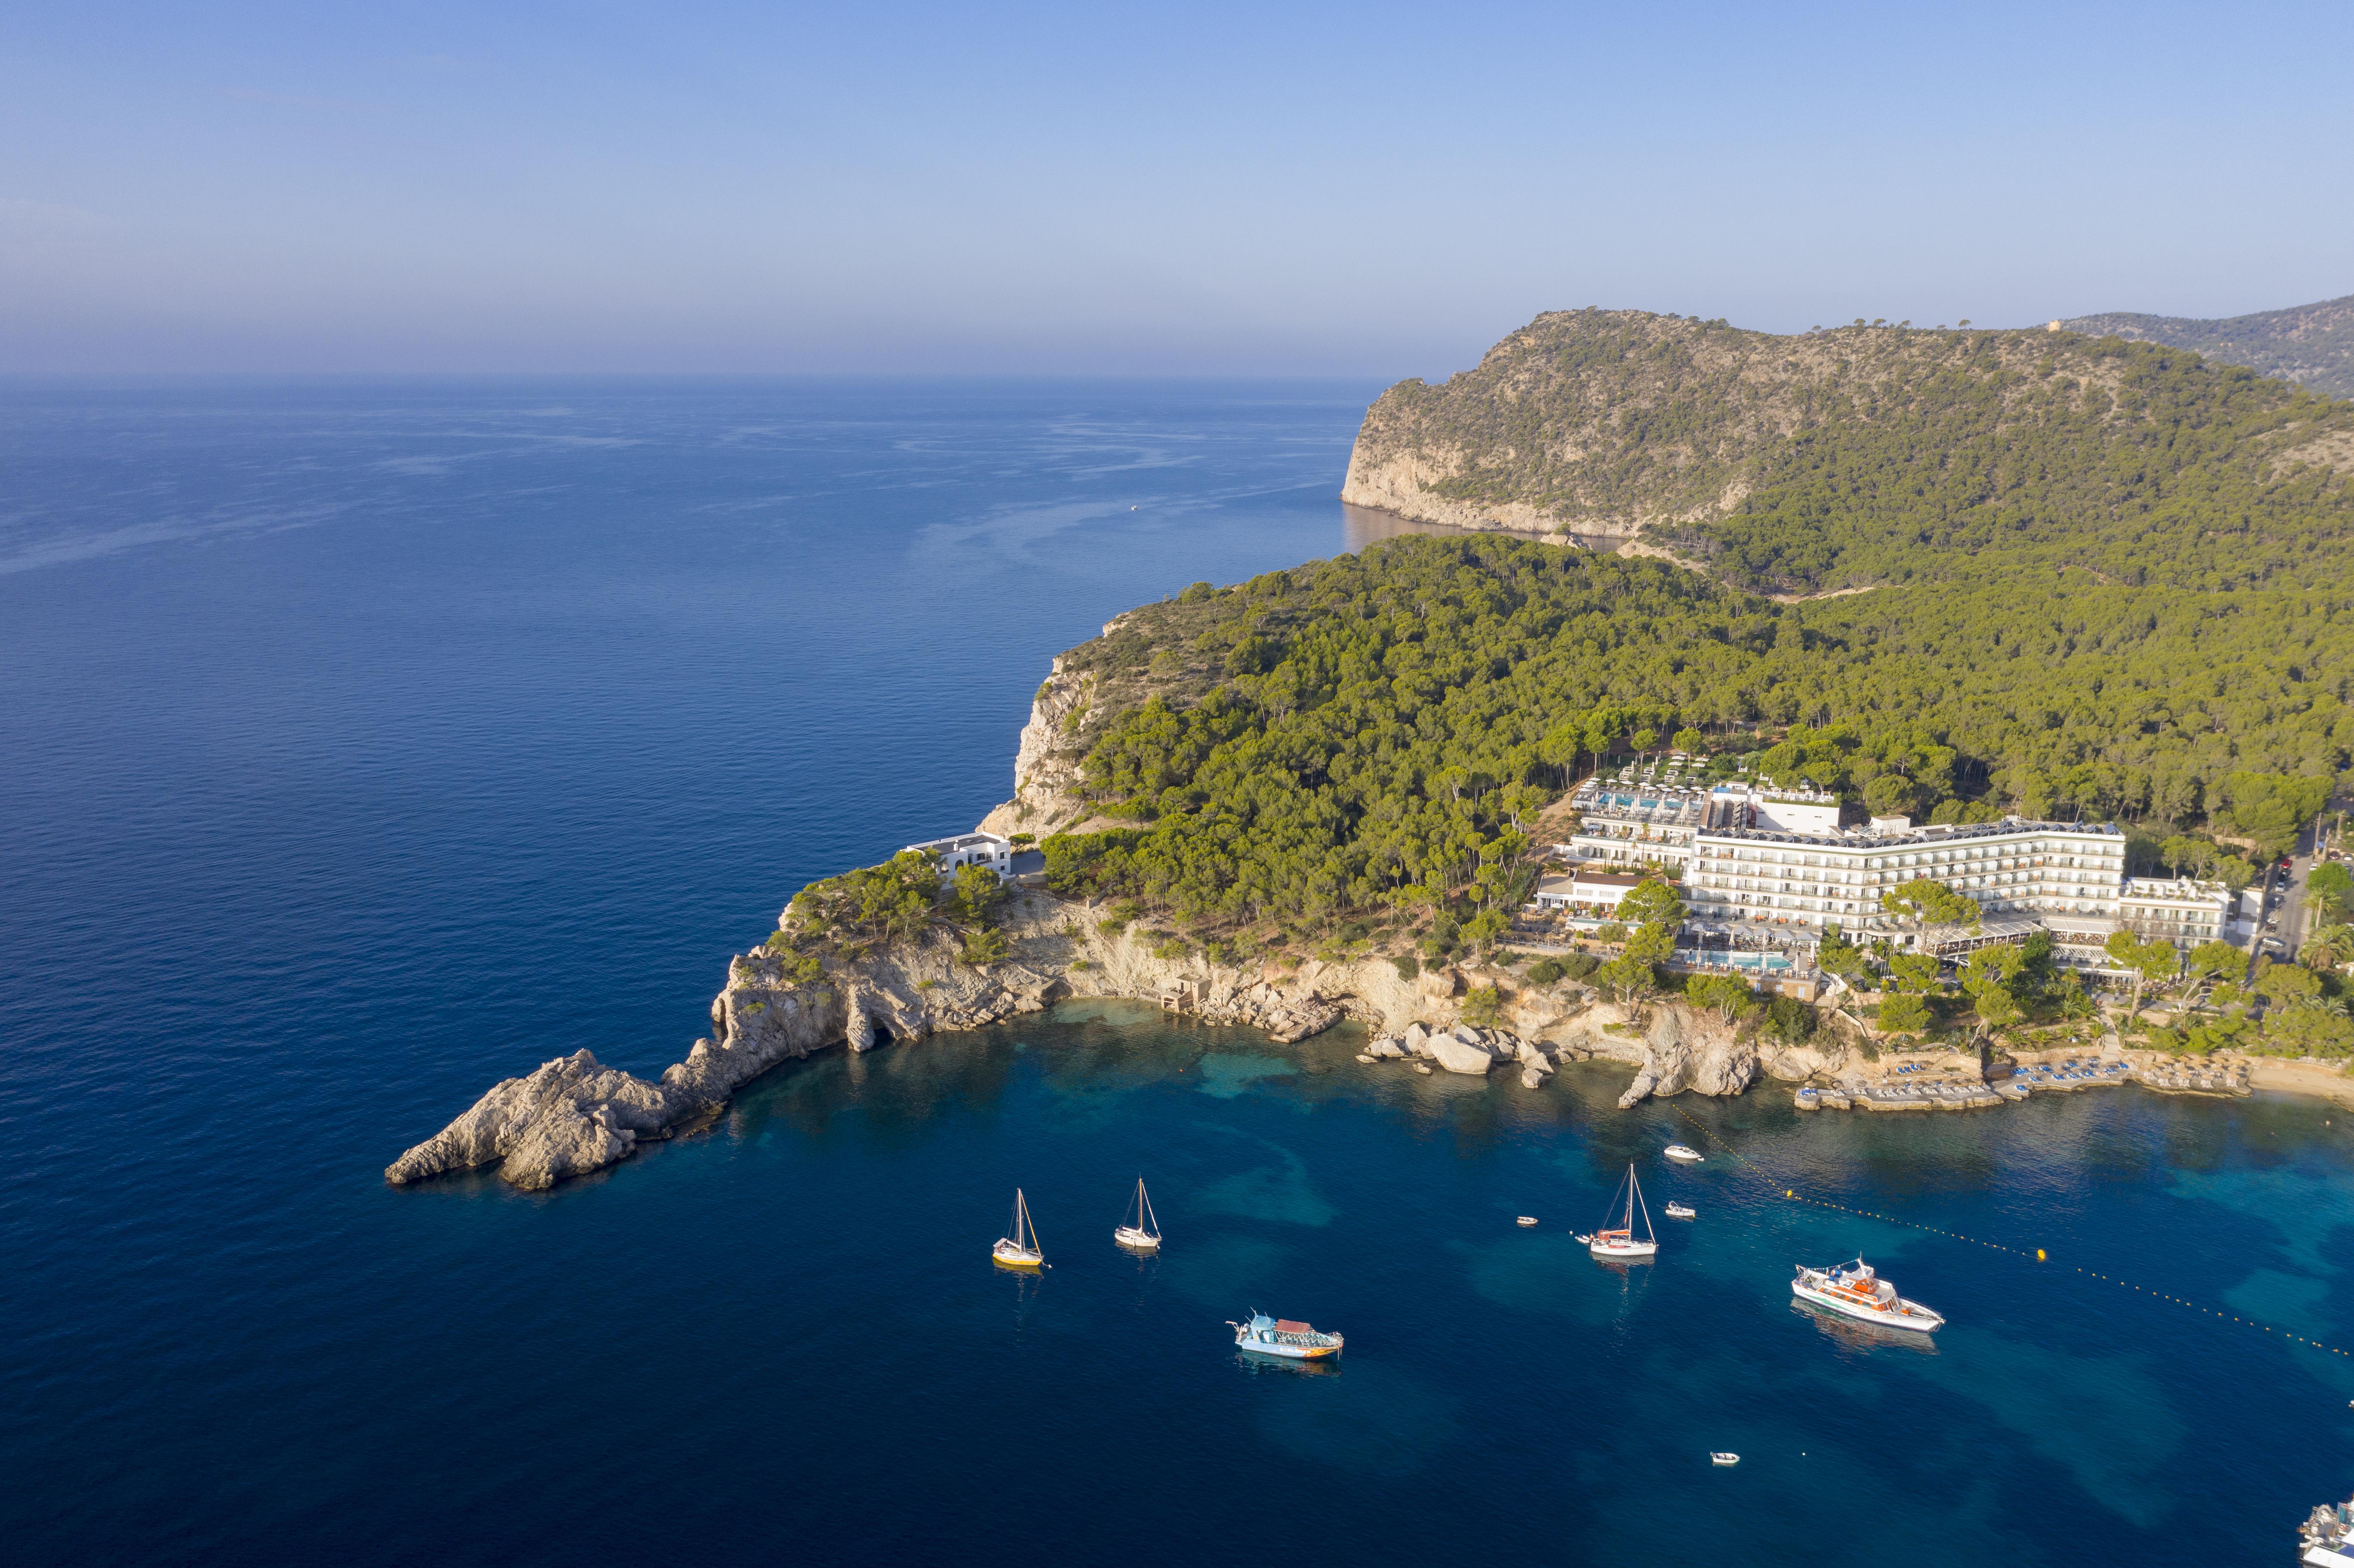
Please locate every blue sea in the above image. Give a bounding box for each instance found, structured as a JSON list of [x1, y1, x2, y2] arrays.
[[3, 377, 2351, 1566]]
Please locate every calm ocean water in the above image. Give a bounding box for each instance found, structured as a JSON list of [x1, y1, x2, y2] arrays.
[[2, 377, 2351, 1565]]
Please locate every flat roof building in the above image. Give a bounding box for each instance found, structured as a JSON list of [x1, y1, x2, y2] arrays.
[[1681, 817, 2129, 945], [904, 832, 1014, 881], [1531, 870, 1647, 911], [2117, 876, 2232, 951]]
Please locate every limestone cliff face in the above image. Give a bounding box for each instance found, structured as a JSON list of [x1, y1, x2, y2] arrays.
[[975, 638, 1110, 839], [1339, 434, 1638, 542]]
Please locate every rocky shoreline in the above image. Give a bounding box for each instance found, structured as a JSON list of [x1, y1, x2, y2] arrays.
[[384, 877, 1839, 1190]]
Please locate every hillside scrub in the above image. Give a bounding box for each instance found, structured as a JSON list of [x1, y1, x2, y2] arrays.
[[1031, 534, 2345, 927]]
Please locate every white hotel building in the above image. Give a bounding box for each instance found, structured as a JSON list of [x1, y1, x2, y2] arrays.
[[1556, 765, 2233, 962]]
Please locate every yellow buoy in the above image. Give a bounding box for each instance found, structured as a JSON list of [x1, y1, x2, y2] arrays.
[[2036, 1248, 2047, 1261]]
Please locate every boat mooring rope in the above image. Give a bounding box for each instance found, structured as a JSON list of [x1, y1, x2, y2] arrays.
[[1668, 1101, 2354, 1361]]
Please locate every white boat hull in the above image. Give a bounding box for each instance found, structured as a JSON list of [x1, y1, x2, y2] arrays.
[[1791, 1279, 1940, 1332], [1235, 1327, 1343, 1359], [1589, 1238, 1658, 1258], [1113, 1226, 1160, 1250], [1237, 1335, 1338, 1359]]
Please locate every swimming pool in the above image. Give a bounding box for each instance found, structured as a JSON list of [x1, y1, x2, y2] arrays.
[[1675, 949, 1797, 973]]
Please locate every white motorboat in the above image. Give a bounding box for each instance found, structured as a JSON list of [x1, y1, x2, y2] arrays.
[[1113, 1176, 1161, 1251], [1710, 1452, 1740, 1466], [1516, 1216, 1538, 1227], [1581, 1164, 1658, 1258], [992, 1188, 1045, 1269], [1230, 1312, 1343, 1359], [1665, 1144, 1705, 1163], [1791, 1257, 1942, 1332], [1664, 1201, 1696, 1220], [2303, 1491, 2354, 1566]]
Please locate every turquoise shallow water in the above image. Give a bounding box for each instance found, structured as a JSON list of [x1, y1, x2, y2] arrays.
[[2, 378, 2351, 1565]]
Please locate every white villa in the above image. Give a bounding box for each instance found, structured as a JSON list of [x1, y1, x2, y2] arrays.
[[1530, 869, 1644, 913], [904, 832, 1014, 881]]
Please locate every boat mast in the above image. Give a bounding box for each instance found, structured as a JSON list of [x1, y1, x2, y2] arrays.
[[1140, 1179, 1157, 1238], [1631, 1167, 1654, 1243]]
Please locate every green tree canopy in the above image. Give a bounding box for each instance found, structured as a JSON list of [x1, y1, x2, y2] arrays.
[[1877, 992, 1933, 1033], [1685, 972, 1760, 1022], [1617, 877, 1686, 928], [1881, 878, 1982, 928]]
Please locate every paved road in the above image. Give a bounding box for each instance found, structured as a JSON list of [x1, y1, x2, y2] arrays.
[[2277, 796, 2345, 963]]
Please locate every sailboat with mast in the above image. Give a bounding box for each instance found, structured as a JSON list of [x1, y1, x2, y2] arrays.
[[1580, 1163, 1659, 1259], [992, 1188, 1045, 1269], [1113, 1177, 1162, 1251]]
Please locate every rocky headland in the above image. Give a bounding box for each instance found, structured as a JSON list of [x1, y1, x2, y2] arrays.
[[385, 870, 1856, 1190], [1333, 308, 2354, 579], [386, 656, 1865, 1191]]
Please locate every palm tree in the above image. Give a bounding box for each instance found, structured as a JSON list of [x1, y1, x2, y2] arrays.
[[2303, 922, 2354, 972]]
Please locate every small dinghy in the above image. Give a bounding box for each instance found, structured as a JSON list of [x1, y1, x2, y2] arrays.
[[1516, 1216, 1539, 1227], [1580, 1164, 1659, 1259], [1710, 1452, 1740, 1466], [992, 1188, 1045, 1269], [1664, 1201, 1696, 1220], [1113, 1176, 1162, 1251], [1664, 1144, 1705, 1163]]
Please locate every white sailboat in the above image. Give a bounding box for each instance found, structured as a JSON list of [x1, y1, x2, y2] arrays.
[[1581, 1163, 1659, 1258], [993, 1187, 1045, 1269], [1113, 1177, 1162, 1251]]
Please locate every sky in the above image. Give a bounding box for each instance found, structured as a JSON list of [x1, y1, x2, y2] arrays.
[[2, 0, 2350, 376]]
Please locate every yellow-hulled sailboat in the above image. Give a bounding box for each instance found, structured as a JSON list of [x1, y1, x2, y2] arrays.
[[993, 1188, 1045, 1269]]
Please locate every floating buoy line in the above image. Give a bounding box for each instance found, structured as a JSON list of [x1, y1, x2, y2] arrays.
[[1668, 1102, 2354, 1361]]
